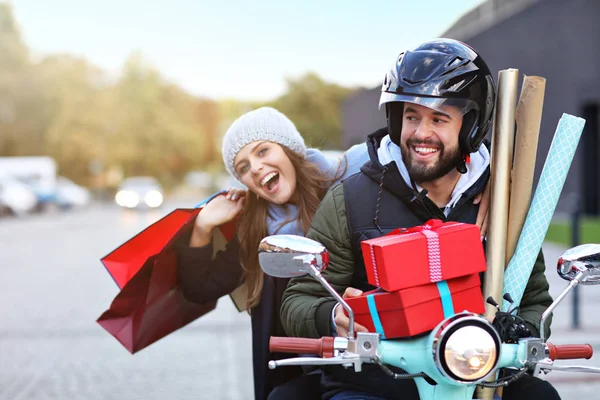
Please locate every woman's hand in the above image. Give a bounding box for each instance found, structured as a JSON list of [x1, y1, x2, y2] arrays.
[[334, 287, 369, 337], [190, 189, 245, 247], [225, 188, 247, 202], [473, 181, 490, 240]]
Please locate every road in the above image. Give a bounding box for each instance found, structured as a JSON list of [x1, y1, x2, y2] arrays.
[[0, 200, 253, 400], [0, 200, 599, 399]]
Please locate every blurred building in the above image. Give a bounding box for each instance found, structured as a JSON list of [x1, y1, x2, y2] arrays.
[[342, 0, 600, 215]]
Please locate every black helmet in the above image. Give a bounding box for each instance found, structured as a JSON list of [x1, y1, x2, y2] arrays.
[[380, 38, 495, 160]]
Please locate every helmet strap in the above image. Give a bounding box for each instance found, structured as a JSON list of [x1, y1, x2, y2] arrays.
[[458, 110, 479, 153], [386, 102, 404, 145], [456, 153, 468, 174]]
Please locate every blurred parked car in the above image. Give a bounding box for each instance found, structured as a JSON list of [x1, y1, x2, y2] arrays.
[[0, 174, 38, 216], [55, 176, 91, 209], [0, 156, 58, 211], [115, 176, 163, 209]]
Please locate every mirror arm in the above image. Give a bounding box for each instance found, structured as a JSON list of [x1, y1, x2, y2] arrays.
[[308, 264, 355, 339], [540, 270, 588, 339]]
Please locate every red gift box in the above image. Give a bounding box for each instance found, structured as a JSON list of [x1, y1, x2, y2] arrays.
[[361, 219, 486, 292], [345, 274, 485, 339]]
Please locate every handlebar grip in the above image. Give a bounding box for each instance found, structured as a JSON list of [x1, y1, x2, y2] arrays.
[[269, 337, 335, 358], [547, 343, 594, 360]]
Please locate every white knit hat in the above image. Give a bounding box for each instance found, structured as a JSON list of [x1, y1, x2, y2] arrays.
[[222, 107, 306, 179]]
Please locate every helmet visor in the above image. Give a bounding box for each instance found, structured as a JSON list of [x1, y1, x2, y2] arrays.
[[379, 93, 479, 116]]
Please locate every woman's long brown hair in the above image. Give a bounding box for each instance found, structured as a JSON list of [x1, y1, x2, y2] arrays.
[[237, 146, 346, 310]]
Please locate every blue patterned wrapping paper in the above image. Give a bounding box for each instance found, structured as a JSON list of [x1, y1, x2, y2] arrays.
[[502, 113, 586, 311]]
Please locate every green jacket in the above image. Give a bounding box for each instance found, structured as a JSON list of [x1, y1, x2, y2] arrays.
[[281, 131, 553, 341]]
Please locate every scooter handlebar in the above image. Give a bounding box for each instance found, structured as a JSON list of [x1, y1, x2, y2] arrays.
[[547, 343, 593, 360], [270, 337, 336, 358]]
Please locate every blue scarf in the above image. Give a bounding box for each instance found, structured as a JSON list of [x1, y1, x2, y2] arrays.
[[266, 143, 369, 235]]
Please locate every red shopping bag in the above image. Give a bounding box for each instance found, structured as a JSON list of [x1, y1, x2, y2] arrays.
[[101, 191, 236, 289], [97, 191, 244, 353], [97, 250, 217, 354]]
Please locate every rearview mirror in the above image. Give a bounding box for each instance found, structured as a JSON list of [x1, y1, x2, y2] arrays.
[[557, 244, 600, 285], [258, 235, 328, 278]]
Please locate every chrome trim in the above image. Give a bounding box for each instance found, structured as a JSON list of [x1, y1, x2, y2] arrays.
[[356, 332, 381, 359], [431, 313, 501, 384]]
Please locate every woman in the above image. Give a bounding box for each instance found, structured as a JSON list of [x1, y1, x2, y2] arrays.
[[177, 107, 489, 399], [177, 107, 369, 400]]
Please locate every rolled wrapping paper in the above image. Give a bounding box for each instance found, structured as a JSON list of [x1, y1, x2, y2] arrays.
[[479, 68, 519, 400], [506, 76, 546, 263], [502, 113, 586, 311], [483, 69, 519, 319]]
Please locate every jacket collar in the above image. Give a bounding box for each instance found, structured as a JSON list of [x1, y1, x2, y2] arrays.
[[361, 128, 417, 204], [360, 127, 490, 213]]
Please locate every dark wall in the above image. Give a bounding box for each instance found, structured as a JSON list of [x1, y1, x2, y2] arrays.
[[455, 0, 600, 214], [343, 86, 386, 147], [342, 0, 600, 214]]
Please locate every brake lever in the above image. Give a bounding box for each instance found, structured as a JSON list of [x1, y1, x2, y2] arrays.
[[534, 361, 600, 375], [268, 353, 366, 371]]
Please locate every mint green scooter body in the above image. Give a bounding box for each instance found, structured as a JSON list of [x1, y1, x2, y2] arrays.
[[378, 327, 522, 400]]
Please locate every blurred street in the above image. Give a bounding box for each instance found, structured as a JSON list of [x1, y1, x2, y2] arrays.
[[0, 198, 253, 400], [1, 199, 600, 400]]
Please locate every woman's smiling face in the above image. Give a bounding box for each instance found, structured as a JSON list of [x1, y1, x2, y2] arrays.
[[234, 141, 298, 205]]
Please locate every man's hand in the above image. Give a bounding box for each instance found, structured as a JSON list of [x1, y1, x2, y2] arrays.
[[334, 287, 369, 337], [473, 181, 490, 240]]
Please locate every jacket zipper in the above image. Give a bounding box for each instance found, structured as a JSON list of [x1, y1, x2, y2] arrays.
[[420, 197, 447, 221]]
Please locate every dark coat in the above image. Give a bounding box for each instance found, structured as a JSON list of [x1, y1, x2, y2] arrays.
[[177, 235, 302, 400]]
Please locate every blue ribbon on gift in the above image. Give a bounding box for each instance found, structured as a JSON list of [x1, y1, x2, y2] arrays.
[[436, 281, 455, 318], [367, 294, 386, 339], [367, 281, 454, 340]]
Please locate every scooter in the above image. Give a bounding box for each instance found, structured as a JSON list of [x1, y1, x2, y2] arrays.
[[258, 235, 600, 400]]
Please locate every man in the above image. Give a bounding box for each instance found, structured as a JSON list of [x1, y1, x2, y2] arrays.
[[280, 39, 560, 399]]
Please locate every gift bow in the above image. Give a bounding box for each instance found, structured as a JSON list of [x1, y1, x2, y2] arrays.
[[369, 219, 456, 286], [395, 218, 445, 235], [409, 220, 455, 319], [394, 219, 445, 283], [421, 222, 443, 283]]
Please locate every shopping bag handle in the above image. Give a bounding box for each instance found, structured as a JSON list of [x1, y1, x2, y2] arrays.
[[193, 190, 227, 208]]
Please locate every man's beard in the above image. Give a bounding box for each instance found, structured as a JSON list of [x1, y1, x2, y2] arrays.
[[400, 138, 462, 183]]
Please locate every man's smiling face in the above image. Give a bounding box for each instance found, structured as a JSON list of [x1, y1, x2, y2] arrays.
[[399, 102, 464, 184]]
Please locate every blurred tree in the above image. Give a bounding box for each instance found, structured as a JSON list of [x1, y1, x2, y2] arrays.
[[0, 3, 35, 155], [107, 52, 220, 188], [196, 99, 220, 166], [269, 73, 357, 149], [0, 5, 357, 188], [0, 3, 28, 72], [34, 55, 112, 184]]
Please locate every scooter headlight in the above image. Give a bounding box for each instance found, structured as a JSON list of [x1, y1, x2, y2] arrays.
[[433, 314, 501, 383], [444, 325, 497, 380]]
